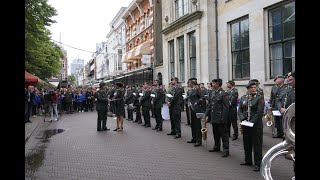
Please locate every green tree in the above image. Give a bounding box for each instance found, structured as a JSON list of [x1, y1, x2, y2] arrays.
[[68, 75, 76, 86], [25, 0, 64, 80]]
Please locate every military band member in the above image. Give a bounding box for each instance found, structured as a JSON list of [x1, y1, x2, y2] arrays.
[[133, 84, 142, 124], [94, 82, 110, 131], [226, 80, 239, 140], [185, 87, 191, 125], [238, 81, 265, 172], [166, 77, 184, 139], [205, 78, 230, 157], [124, 85, 135, 121], [140, 82, 152, 127], [270, 75, 286, 138], [112, 82, 125, 131], [152, 84, 165, 131], [186, 78, 206, 147]]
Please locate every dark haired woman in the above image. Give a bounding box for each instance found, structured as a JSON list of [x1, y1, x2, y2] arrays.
[[112, 82, 126, 131]]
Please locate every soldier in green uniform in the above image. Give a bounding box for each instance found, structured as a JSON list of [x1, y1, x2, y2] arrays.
[[185, 87, 191, 125], [166, 77, 184, 139], [269, 75, 286, 138], [226, 80, 239, 140], [140, 82, 152, 127], [152, 84, 165, 131], [94, 82, 110, 131], [124, 85, 135, 121], [238, 81, 265, 172], [249, 79, 264, 97], [205, 78, 230, 157], [133, 84, 143, 124], [186, 78, 206, 147]]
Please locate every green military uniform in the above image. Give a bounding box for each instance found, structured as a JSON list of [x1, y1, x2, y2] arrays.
[[153, 86, 165, 131], [167, 84, 184, 138], [187, 84, 205, 146], [206, 86, 230, 157], [238, 83, 265, 171], [94, 82, 109, 131], [226, 86, 239, 140], [185, 88, 191, 125]]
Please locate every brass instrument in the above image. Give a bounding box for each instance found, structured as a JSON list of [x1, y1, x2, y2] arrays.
[[196, 113, 207, 141], [264, 108, 276, 136], [261, 103, 295, 180]]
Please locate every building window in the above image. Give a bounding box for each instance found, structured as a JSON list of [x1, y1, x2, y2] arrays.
[[175, 0, 189, 19], [178, 36, 185, 82], [231, 17, 250, 80], [145, 14, 150, 28], [269, 1, 295, 77], [117, 49, 122, 70], [136, 20, 141, 35], [189, 31, 196, 79], [169, 40, 175, 79]]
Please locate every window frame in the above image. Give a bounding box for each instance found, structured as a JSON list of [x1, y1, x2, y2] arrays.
[[230, 16, 250, 80], [169, 40, 175, 79], [188, 31, 196, 79], [178, 36, 185, 82]]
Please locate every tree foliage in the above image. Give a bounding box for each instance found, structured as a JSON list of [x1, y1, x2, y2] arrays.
[[68, 75, 76, 86], [25, 0, 64, 80]]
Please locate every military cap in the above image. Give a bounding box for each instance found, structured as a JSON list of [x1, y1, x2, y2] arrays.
[[274, 75, 285, 81], [250, 79, 259, 83], [246, 81, 257, 89], [226, 80, 235, 86], [188, 78, 197, 81], [99, 82, 107, 87], [115, 82, 123, 88]]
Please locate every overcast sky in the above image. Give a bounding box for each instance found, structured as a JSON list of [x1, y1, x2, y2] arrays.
[[47, 0, 132, 74]]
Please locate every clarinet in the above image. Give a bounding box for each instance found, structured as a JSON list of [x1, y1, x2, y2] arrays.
[[283, 87, 289, 109], [247, 94, 252, 121]]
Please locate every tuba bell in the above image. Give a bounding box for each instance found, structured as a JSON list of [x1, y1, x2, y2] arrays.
[[261, 103, 295, 180]]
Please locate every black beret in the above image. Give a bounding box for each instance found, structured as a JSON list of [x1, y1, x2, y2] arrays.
[[250, 79, 259, 83], [274, 75, 285, 81], [188, 78, 197, 81], [99, 82, 107, 87], [226, 80, 235, 86], [246, 81, 257, 89], [115, 82, 123, 88]]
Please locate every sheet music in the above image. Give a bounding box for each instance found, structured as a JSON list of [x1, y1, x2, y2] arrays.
[[166, 94, 173, 98], [240, 121, 254, 127], [139, 93, 143, 96], [150, 94, 156, 98], [272, 110, 282, 116], [182, 94, 187, 99]]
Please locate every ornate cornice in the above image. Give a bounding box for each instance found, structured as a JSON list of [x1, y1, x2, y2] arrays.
[[162, 11, 203, 35]]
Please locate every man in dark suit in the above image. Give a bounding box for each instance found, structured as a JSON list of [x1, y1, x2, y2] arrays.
[[152, 84, 165, 131], [94, 82, 110, 131], [25, 85, 35, 123], [226, 80, 239, 140], [140, 82, 152, 127]]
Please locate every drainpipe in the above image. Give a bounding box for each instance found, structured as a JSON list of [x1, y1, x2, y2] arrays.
[[215, 0, 219, 78]]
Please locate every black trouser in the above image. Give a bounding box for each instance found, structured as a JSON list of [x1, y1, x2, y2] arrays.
[[155, 108, 163, 129], [191, 110, 202, 143], [25, 102, 32, 122], [169, 107, 181, 135], [185, 104, 191, 124], [142, 106, 151, 125], [151, 106, 155, 117], [127, 106, 133, 120], [87, 99, 93, 111], [135, 105, 142, 122], [212, 123, 229, 153], [227, 107, 239, 138], [65, 102, 72, 113], [274, 116, 284, 136], [82, 101, 87, 112], [97, 110, 107, 130], [242, 126, 263, 166]]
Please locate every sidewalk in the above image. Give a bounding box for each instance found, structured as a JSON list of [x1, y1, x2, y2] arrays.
[[25, 115, 43, 144]]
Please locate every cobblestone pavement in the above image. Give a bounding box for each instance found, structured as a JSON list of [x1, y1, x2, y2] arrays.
[[25, 110, 294, 180]]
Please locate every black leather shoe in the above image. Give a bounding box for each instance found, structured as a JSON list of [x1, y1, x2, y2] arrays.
[[113, 128, 119, 131], [194, 142, 202, 147], [142, 124, 146, 126], [97, 129, 102, 131], [152, 127, 158, 130], [137, 121, 142, 124], [133, 120, 138, 123], [222, 152, 229, 157], [208, 148, 220, 152], [187, 140, 196, 143], [145, 124, 151, 128], [253, 165, 260, 172], [156, 128, 162, 132], [174, 135, 181, 139], [102, 128, 110, 131], [232, 137, 238, 141], [167, 132, 176, 135], [240, 162, 252, 166]]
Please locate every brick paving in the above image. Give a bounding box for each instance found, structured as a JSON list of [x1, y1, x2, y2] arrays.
[[25, 110, 294, 180]]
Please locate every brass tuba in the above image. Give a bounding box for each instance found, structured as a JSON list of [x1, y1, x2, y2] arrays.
[[261, 103, 295, 180]]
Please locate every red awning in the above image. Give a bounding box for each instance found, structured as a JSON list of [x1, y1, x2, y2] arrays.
[[25, 71, 39, 83]]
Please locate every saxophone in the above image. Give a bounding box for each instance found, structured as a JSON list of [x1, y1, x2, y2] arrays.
[[201, 117, 208, 140]]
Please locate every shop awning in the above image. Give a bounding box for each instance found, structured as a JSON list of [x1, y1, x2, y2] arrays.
[[126, 47, 139, 62], [121, 51, 130, 63], [25, 71, 39, 83], [135, 40, 151, 58]]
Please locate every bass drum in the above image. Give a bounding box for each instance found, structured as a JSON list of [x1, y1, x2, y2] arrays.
[[161, 104, 170, 120]]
